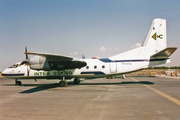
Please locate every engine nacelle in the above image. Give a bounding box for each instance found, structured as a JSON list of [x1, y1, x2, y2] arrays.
[[28, 56, 87, 71], [28, 56, 51, 71]]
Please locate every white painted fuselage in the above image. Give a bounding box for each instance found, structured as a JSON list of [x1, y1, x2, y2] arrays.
[[2, 54, 168, 80]]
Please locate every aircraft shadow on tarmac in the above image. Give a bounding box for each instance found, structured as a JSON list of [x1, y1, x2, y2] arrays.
[[1, 83, 60, 93], [20, 83, 59, 93], [1, 81, 154, 93]]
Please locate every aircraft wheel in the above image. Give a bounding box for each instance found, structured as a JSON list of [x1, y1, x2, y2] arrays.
[[59, 80, 67, 87], [74, 78, 80, 84], [15, 81, 22, 86]]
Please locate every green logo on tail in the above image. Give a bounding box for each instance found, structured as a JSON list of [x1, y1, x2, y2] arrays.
[[152, 33, 163, 40]]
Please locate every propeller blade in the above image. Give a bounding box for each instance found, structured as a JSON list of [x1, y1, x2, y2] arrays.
[[25, 46, 28, 59], [25, 46, 30, 77], [27, 64, 29, 77], [20, 46, 29, 65]]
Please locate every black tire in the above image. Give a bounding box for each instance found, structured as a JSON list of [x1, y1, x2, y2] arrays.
[[74, 78, 80, 84], [59, 81, 66, 87], [16, 81, 22, 86]]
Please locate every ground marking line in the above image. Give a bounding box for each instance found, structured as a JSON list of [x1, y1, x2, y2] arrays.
[[129, 77, 180, 106]]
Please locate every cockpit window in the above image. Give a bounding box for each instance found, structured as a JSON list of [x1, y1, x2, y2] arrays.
[[9, 64, 19, 68]]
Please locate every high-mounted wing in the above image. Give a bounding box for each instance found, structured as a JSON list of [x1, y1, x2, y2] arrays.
[[25, 52, 87, 71], [25, 52, 73, 61]]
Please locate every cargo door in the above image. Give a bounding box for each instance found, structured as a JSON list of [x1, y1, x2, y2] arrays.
[[110, 62, 117, 73]]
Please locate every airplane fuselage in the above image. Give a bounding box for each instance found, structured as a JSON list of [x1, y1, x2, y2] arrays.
[[2, 57, 168, 80]]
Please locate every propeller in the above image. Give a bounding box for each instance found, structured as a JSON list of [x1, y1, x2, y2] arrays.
[[25, 46, 30, 77], [20, 46, 29, 77], [25, 46, 28, 59], [20, 46, 28, 65]]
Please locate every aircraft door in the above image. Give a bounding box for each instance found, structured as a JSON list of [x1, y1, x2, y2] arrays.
[[110, 62, 117, 73]]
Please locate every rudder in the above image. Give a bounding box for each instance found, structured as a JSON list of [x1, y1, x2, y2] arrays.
[[143, 18, 167, 56]]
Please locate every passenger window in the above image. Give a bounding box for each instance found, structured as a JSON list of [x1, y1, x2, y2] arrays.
[[94, 65, 97, 69], [102, 65, 105, 69]]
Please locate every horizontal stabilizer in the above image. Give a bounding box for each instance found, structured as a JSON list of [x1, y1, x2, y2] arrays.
[[150, 47, 177, 59]]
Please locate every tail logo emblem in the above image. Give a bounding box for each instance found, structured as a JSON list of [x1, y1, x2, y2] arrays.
[[152, 33, 163, 40]]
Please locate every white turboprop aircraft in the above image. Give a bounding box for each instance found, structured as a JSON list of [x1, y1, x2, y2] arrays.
[[2, 18, 177, 87]]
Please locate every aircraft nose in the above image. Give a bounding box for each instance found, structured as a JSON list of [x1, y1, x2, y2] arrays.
[[1, 69, 8, 76], [2, 68, 26, 77]]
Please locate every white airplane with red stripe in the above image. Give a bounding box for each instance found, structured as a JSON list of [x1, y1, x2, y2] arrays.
[[2, 18, 177, 87]]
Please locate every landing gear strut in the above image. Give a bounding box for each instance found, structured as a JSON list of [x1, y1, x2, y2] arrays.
[[15, 80, 22, 86], [59, 77, 81, 87], [74, 78, 80, 84], [122, 74, 126, 79]]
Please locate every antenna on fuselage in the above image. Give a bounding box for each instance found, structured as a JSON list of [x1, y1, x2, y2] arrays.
[[82, 54, 85, 59]]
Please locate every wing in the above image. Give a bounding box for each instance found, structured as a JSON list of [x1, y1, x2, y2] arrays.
[[150, 47, 177, 59], [26, 52, 73, 61], [25, 52, 87, 70]]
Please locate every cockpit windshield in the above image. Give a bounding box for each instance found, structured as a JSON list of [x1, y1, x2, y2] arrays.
[[9, 64, 19, 68]]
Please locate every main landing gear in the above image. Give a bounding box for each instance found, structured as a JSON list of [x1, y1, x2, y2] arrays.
[[74, 78, 81, 84], [15, 79, 22, 86], [59, 78, 81, 87], [59, 80, 68, 87], [59, 77, 68, 87]]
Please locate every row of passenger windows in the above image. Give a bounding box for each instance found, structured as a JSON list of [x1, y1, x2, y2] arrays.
[[86, 65, 105, 69]]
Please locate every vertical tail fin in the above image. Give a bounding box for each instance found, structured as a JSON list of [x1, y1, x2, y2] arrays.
[[109, 18, 168, 60], [143, 18, 167, 56]]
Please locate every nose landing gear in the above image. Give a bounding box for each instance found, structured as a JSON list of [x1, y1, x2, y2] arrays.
[[15, 80, 22, 86], [74, 78, 80, 84]]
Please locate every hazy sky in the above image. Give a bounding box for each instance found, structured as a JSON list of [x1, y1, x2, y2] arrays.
[[0, 0, 180, 71]]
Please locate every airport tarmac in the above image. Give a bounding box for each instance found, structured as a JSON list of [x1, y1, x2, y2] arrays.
[[0, 76, 180, 120]]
